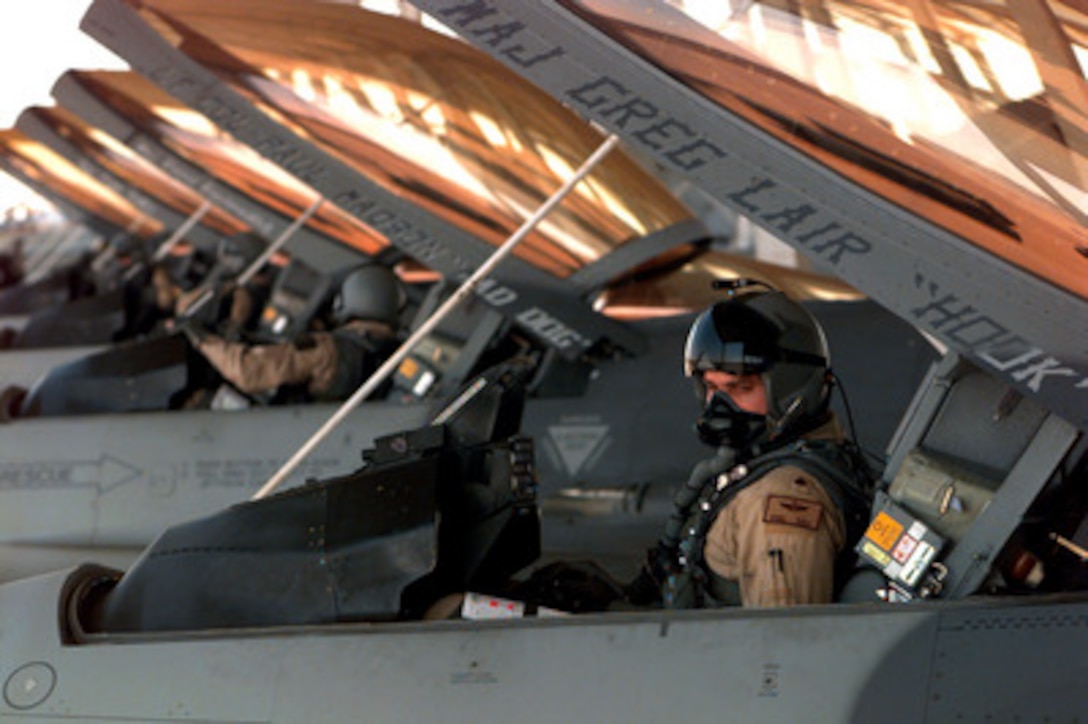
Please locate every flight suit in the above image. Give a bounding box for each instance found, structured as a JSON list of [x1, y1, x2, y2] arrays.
[[151, 264, 181, 314], [196, 319, 395, 401], [176, 276, 271, 341], [701, 418, 847, 607]]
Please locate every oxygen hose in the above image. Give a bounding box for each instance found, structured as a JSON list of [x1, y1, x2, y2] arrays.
[[622, 446, 738, 606], [659, 446, 736, 553]]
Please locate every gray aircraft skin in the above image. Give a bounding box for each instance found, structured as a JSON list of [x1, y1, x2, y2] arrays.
[[0, 344, 105, 389], [0, 2, 1086, 722]]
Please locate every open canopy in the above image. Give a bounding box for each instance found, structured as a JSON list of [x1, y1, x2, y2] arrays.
[[552, 0, 1088, 300], [16, 104, 247, 249], [58, 70, 392, 260], [404, 0, 1088, 430], [102, 0, 701, 281], [0, 129, 161, 239]]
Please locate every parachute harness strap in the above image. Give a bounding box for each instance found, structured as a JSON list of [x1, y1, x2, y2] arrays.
[[680, 439, 875, 606]]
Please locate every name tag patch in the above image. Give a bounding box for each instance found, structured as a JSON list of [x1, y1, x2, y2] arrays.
[[763, 495, 824, 530]]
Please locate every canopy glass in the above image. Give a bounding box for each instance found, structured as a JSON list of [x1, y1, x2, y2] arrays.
[[561, 0, 1088, 300], [0, 129, 162, 238], [123, 0, 701, 280]]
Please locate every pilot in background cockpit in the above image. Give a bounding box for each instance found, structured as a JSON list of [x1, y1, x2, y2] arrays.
[[622, 283, 873, 609], [172, 232, 275, 342], [114, 242, 205, 342], [180, 263, 403, 405], [113, 232, 264, 343], [0, 237, 24, 288]]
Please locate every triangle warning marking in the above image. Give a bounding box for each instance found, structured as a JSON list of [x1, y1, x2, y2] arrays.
[[547, 424, 610, 476]]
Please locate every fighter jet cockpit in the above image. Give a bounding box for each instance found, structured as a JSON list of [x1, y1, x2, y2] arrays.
[[0, 243, 551, 426], [63, 355, 542, 637], [5, 254, 349, 417], [0, 233, 154, 349]]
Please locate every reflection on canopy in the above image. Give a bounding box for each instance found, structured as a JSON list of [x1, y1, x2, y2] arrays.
[[0, 129, 161, 239], [22, 105, 247, 240], [562, 0, 1088, 299], [67, 70, 390, 258], [596, 249, 862, 319], [121, 0, 699, 280]]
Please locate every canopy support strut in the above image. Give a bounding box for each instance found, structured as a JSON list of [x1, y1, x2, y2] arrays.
[[152, 199, 213, 262], [183, 196, 323, 318], [237, 197, 323, 288]]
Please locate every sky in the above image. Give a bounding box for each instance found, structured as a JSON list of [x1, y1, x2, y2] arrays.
[[0, 1, 127, 213]]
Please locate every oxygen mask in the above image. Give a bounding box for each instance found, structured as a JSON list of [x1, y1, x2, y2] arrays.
[[694, 390, 767, 457]]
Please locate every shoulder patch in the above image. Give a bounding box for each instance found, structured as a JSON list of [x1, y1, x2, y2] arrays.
[[763, 495, 823, 530]]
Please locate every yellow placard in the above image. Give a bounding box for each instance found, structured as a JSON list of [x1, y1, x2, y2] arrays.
[[860, 539, 891, 568], [865, 511, 904, 551], [399, 357, 419, 377]]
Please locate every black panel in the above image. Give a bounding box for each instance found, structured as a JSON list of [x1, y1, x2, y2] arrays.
[[19, 332, 191, 416], [12, 289, 126, 349]]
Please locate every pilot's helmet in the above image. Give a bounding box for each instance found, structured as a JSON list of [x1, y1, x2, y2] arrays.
[[683, 283, 830, 449], [110, 235, 147, 263], [217, 232, 266, 274], [332, 264, 405, 327]]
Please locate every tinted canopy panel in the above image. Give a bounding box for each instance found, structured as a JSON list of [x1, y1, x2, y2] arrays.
[[69, 70, 390, 258], [22, 105, 247, 239], [561, 0, 1088, 300], [120, 0, 700, 280], [596, 249, 862, 319], [0, 129, 161, 238]]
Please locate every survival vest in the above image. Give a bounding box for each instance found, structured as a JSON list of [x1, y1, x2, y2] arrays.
[[667, 439, 875, 608], [321, 325, 398, 401]]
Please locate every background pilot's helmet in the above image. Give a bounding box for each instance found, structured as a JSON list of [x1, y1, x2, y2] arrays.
[[216, 232, 266, 275], [683, 283, 831, 450], [332, 264, 405, 326], [110, 234, 148, 262]]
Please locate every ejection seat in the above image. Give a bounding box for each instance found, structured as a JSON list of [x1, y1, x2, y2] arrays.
[[842, 352, 1081, 602], [390, 279, 508, 402], [249, 257, 333, 342]]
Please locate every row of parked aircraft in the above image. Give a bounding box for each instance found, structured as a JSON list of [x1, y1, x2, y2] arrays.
[[0, 1, 1084, 721]]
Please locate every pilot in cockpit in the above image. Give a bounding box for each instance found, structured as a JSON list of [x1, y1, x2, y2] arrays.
[[181, 263, 403, 405], [440, 283, 875, 619], [623, 282, 873, 609], [174, 232, 275, 342]]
